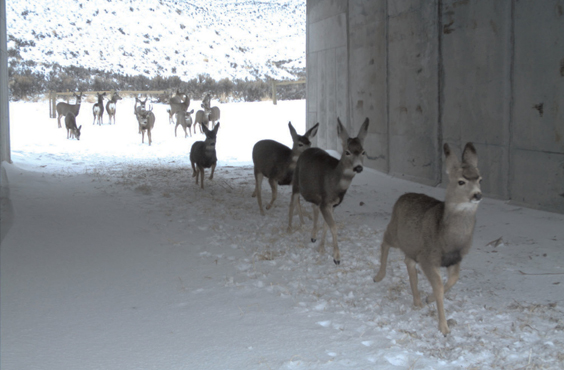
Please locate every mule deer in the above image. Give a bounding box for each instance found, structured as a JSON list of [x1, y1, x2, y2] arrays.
[[252, 122, 319, 215], [56, 92, 83, 128], [134, 97, 148, 133], [373, 143, 482, 336], [92, 92, 106, 125], [190, 122, 220, 189], [105, 92, 122, 125], [169, 91, 190, 124], [175, 109, 195, 138], [64, 112, 82, 140], [135, 105, 155, 145], [201, 94, 220, 130], [194, 109, 209, 133], [288, 117, 369, 265]]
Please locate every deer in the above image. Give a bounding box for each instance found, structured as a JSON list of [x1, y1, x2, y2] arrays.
[[252, 121, 319, 215], [373, 142, 482, 336], [134, 97, 148, 134], [201, 94, 220, 130], [56, 92, 83, 128], [64, 112, 82, 140], [92, 92, 106, 125], [105, 92, 122, 125], [135, 105, 155, 145], [287, 117, 369, 265], [175, 109, 195, 138], [168, 91, 191, 125], [194, 109, 209, 133], [190, 122, 220, 189]]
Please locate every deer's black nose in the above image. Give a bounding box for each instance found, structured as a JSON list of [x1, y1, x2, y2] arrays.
[[353, 166, 363, 173], [473, 193, 482, 201]]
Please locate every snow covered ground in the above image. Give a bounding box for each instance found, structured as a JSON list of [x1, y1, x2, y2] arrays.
[[2, 99, 564, 369]]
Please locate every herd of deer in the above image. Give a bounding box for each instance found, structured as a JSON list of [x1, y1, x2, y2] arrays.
[[55, 91, 483, 336], [54, 90, 221, 146]]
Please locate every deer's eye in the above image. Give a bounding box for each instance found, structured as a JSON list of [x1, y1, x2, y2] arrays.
[[458, 180, 466, 186], [298, 143, 303, 147], [362, 151, 366, 156], [345, 150, 351, 156]]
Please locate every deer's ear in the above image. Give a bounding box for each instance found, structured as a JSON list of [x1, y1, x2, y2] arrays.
[[444, 143, 460, 175], [213, 122, 220, 133], [462, 142, 478, 167], [304, 122, 319, 139], [288, 122, 298, 141], [356, 118, 369, 144]]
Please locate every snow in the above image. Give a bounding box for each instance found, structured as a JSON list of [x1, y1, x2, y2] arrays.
[[7, 0, 306, 81], [2, 99, 564, 369]]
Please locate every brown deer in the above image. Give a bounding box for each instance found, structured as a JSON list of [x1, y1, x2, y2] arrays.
[[190, 122, 220, 189], [373, 142, 482, 336], [64, 112, 82, 140], [168, 90, 190, 124], [105, 92, 122, 125], [135, 105, 155, 145], [287, 117, 369, 265], [92, 92, 106, 125], [175, 109, 195, 138], [56, 92, 83, 128], [252, 122, 319, 215]]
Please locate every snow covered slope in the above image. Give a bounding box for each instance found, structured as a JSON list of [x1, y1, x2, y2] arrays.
[[6, 0, 306, 81]]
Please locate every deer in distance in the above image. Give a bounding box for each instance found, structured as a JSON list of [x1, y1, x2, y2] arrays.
[[64, 112, 82, 140], [252, 121, 319, 215], [175, 109, 195, 138], [134, 97, 148, 133], [287, 117, 369, 265], [135, 105, 155, 146], [373, 142, 482, 336], [56, 92, 83, 128], [168, 90, 190, 124], [190, 122, 220, 189], [92, 92, 106, 125], [105, 92, 122, 125]]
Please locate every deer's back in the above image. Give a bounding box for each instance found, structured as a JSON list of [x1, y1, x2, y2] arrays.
[[385, 193, 444, 261], [294, 148, 341, 206], [64, 112, 77, 129], [253, 140, 293, 184]]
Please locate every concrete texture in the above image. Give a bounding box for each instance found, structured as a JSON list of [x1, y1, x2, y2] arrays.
[[306, 0, 564, 213]]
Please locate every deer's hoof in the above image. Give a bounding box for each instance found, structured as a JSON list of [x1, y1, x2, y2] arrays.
[[333, 259, 340, 265]]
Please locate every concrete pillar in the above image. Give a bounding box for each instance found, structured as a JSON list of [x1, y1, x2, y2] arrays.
[[0, 0, 10, 164]]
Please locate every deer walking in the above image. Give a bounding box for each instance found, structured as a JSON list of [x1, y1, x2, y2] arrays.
[[175, 109, 195, 138], [92, 92, 106, 125], [105, 92, 122, 125], [64, 112, 82, 140], [373, 143, 482, 336], [287, 117, 369, 265], [134, 97, 147, 134], [252, 122, 319, 215], [56, 92, 83, 128], [190, 122, 220, 189]]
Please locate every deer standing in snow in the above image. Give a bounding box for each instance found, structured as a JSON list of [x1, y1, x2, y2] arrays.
[[287, 117, 369, 265], [56, 92, 83, 128], [252, 121, 319, 215], [92, 92, 106, 125]]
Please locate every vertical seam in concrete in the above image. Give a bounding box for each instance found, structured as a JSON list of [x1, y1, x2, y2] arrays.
[[385, 0, 390, 174], [346, 0, 352, 130], [436, 0, 444, 186], [507, 0, 515, 200]]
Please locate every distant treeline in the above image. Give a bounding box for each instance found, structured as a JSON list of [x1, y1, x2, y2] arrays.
[[8, 62, 306, 102]]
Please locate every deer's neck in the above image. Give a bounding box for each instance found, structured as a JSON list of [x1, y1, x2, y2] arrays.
[[335, 161, 356, 191]]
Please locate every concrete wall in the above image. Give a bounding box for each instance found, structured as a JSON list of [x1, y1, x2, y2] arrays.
[[1, 0, 10, 164], [306, 0, 564, 213]]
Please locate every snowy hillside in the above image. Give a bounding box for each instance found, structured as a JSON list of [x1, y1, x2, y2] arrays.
[[6, 0, 306, 81]]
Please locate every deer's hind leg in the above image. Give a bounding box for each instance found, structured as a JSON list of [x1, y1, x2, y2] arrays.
[[266, 178, 277, 210], [373, 237, 393, 282]]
